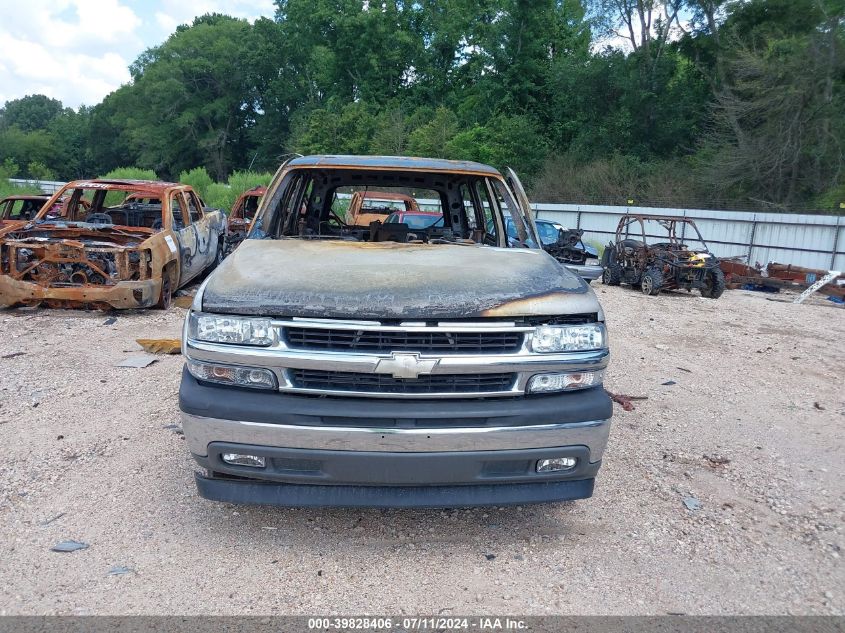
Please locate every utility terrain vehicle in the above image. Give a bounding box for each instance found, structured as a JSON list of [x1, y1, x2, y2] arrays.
[[602, 214, 724, 298]]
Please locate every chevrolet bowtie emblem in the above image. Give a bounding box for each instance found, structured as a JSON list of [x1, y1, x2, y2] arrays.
[[374, 353, 439, 379]]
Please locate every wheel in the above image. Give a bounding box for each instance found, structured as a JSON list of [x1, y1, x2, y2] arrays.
[[641, 267, 663, 296], [701, 268, 726, 299], [602, 250, 622, 286], [156, 273, 173, 309]]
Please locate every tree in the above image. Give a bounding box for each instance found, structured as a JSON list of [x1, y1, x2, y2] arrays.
[[0, 95, 65, 132], [125, 14, 257, 180]]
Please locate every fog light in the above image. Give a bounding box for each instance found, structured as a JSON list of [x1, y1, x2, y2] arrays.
[[537, 457, 577, 473], [221, 453, 266, 468]]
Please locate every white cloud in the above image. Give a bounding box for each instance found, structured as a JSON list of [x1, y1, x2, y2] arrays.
[[150, 0, 275, 33], [0, 0, 276, 110], [0, 0, 142, 108]]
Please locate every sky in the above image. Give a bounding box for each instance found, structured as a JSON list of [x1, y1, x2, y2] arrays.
[[0, 0, 276, 110]]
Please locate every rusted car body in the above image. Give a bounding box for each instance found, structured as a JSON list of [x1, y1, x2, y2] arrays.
[[0, 195, 50, 229], [179, 155, 612, 508], [602, 214, 724, 297], [721, 260, 845, 299], [0, 195, 92, 231], [345, 191, 421, 227], [224, 186, 266, 255], [0, 180, 225, 310]]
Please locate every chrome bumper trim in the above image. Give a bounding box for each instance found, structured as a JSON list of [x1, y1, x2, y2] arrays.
[[182, 413, 611, 459], [185, 338, 609, 373]]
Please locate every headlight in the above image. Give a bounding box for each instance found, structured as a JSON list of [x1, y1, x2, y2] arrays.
[[187, 312, 273, 346], [187, 360, 276, 389], [531, 324, 606, 353], [527, 370, 604, 393], [586, 257, 600, 266]]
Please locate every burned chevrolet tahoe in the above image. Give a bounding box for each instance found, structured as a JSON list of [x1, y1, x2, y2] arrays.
[[179, 156, 612, 507]]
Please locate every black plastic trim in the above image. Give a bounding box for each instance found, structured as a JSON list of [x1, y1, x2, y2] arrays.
[[178, 367, 613, 428], [194, 472, 595, 508]]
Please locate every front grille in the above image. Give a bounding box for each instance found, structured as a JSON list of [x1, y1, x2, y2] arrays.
[[290, 369, 516, 395], [285, 327, 523, 354]]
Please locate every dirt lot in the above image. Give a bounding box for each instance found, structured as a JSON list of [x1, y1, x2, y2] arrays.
[[0, 286, 842, 615]]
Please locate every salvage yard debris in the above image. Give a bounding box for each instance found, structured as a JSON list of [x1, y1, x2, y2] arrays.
[[606, 390, 648, 411], [50, 540, 88, 553], [135, 338, 181, 355], [683, 497, 702, 511], [115, 355, 158, 369], [720, 260, 845, 301]]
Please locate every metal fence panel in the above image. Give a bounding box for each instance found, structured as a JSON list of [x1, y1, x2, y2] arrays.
[[4, 179, 842, 270], [534, 204, 844, 271], [8, 178, 66, 194]]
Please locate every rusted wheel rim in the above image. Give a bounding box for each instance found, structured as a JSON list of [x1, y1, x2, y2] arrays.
[[641, 275, 653, 295]]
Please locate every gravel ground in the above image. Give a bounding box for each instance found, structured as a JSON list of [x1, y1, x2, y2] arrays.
[[0, 285, 842, 615]]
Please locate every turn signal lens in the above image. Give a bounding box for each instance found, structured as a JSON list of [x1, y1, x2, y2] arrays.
[[187, 360, 276, 389], [527, 370, 604, 394]]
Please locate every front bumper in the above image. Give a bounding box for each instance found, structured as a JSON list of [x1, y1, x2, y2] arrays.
[[0, 275, 162, 309], [180, 369, 612, 507], [565, 264, 604, 281]]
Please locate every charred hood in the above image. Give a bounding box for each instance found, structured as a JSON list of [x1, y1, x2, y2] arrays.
[[7, 224, 151, 247], [200, 239, 599, 320]]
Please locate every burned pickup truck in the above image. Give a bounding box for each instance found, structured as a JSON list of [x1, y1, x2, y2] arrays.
[[179, 155, 612, 508], [0, 180, 225, 310], [224, 186, 266, 255]]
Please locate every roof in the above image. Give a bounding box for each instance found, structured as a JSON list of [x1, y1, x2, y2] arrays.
[[239, 186, 267, 196], [66, 179, 182, 193], [357, 191, 416, 201], [1, 195, 50, 201], [286, 155, 502, 176]]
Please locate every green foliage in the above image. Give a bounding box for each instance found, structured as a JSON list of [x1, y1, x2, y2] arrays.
[[0, 95, 65, 132], [445, 115, 549, 178], [26, 161, 55, 181], [228, 170, 273, 195], [0, 0, 840, 212], [0, 179, 42, 199], [99, 167, 159, 180], [202, 171, 274, 211], [0, 158, 20, 179], [179, 167, 214, 199], [812, 184, 845, 212], [204, 183, 234, 211]]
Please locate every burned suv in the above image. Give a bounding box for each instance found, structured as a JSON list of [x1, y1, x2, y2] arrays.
[[179, 156, 612, 508], [602, 214, 725, 298]]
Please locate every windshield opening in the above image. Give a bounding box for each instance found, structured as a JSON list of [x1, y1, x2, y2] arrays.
[[35, 185, 167, 232], [251, 168, 530, 249]]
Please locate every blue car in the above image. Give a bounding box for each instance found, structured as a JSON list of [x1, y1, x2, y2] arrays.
[[503, 218, 602, 282]]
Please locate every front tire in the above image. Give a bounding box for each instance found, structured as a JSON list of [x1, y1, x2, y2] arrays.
[[641, 267, 663, 296], [156, 274, 173, 310], [701, 268, 726, 299]]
